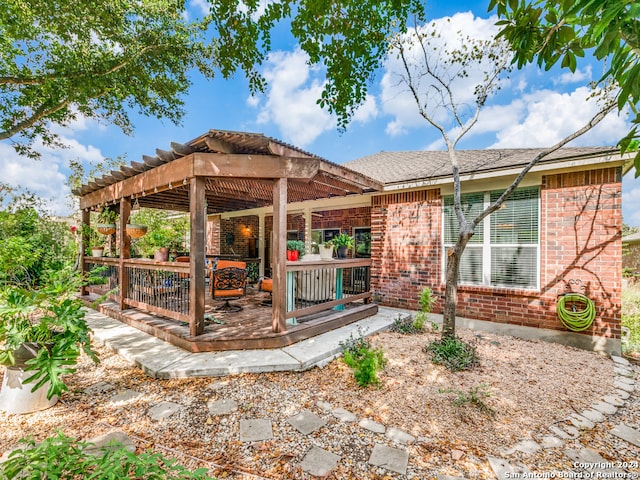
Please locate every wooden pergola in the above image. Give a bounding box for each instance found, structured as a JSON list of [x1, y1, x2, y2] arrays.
[[75, 129, 382, 342]]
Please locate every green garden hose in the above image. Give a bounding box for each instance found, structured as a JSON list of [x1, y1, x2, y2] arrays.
[[557, 293, 596, 332]]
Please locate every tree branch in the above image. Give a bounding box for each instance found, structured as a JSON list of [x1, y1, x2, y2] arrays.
[[0, 101, 70, 141]]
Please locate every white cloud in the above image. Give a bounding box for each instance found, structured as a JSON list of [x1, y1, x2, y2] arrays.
[[554, 65, 592, 86], [254, 48, 336, 146], [189, 0, 209, 16], [489, 87, 627, 148], [0, 119, 105, 216], [380, 11, 504, 136]]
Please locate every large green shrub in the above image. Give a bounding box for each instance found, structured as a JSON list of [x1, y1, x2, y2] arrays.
[[0, 432, 216, 479], [0, 190, 75, 287]]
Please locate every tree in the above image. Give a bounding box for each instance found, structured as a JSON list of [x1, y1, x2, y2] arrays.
[[388, 20, 616, 339], [208, 0, 426, 130], [0, 0, 214, 158], [489, 0, 640, 175], [2, 0, 425, 158]]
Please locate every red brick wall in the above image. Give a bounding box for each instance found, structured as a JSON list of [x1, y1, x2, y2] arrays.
[[370, 190, 442, 309], [371, 168, 622, 339], [219, 215, 259, 257]]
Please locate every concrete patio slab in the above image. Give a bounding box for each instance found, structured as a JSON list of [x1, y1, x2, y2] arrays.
[[83, 306, 405, 378], [611, 423, 640, 447]]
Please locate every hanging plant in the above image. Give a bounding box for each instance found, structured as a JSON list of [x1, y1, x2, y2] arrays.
[[96, 208, 117, 235]]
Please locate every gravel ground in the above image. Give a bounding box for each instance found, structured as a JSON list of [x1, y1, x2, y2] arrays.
[[0, 326, 637, 479]]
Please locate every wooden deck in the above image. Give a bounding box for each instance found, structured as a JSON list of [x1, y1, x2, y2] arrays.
[[80, 286, 378, 352]]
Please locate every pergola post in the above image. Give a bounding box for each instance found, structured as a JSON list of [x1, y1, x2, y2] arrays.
[[189, 177, 206, 336], [272, 178, 287, 333], [258, 213, 266, 277], [118, 198, 131, 310]]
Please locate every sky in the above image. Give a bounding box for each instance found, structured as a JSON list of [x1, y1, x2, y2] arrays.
[[1, 0, 639, 226]]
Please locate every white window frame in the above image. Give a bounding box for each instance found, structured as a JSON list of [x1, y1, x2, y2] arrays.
[[442, 187, 541, 290]]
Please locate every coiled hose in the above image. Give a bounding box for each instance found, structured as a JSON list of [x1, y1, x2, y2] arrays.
[[557, 293, 596, 332]]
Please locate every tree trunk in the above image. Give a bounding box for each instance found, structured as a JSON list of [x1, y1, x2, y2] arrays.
[[442, 231, 473, 339]]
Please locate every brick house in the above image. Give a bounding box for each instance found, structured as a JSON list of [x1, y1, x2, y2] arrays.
[[215, 146, 631, 352]]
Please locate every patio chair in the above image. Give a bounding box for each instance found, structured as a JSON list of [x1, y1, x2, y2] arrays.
[[211, 260, 247, 312], [258, 277, 273, 306]]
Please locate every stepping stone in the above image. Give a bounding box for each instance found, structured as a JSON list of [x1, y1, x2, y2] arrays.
[[487, 456, 530, 480], [84, 431, 135, 456], [550, 425, 580, 439], [84, 382, 115, 395], [611, 355, 630, 366], [316, 401, 333, 412], [616, 376, 635, 386], [580, 409, 605, 423], [359, 418, 386, 434], [592, 401, 617, 415], [239, 419, 273, 442], [614, 366, 634, 377], [564, 447, 625, 474], [368, 443, 409, 475], [567, 414, 595, 430], [611, 423, 640, 448], [513, 439, 541, 454], [603, 395, 625, 407], [148, 402, 181, 421], [438, 475, 467, 480], [386, 427, 415, 445], [109, 389, 143, 405], [541, 435, 564, 448], [300, 446, 340, 477], [207, 398, 238, 416], [615, 389, 631, 399], [332, 408, 357, 422], [614, 380, 635, 392], [287, 410, 326, 435]]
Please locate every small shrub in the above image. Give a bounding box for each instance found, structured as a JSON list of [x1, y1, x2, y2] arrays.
[[439, 384, 495, 416], [425, 336, 479, 371], [390, 314, 422, 334], [340, 329, 386, 387], [0, 432, 215, 479]]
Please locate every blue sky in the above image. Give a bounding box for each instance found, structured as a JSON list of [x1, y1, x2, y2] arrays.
[[1, 0, 639, 226]]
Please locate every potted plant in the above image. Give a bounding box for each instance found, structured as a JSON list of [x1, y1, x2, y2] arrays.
[[95, 208, 117, 235], [331, 233, 354, 259], [286, 240, 305, 261], [319, 242, 334, 260], [82, 225, 104, 257], [0, 269, 99, 413]]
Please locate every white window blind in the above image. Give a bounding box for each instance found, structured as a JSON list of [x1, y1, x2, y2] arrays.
[[443, 187, 540, 289]]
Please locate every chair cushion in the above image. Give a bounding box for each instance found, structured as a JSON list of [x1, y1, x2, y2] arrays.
[[260, 278, 273, 292]]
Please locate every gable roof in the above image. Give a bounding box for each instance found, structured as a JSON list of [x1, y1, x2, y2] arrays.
[[343, 147, 621, 186]]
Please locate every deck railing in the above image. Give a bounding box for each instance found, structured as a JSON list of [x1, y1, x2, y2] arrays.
[[285, 258, 372, 320], [84, 257, 190, 322], [84, 256, 372, 326]]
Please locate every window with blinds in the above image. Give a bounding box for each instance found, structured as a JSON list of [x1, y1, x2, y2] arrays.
[[442, 187, 540, 289]]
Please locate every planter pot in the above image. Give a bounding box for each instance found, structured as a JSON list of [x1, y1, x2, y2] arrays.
[[154, 247, 169, 262], [319, 244, 334, 260], [0, 367, 58, 414], [91, 247, 104, 257], [336, 246, 348, 259], [286, 250, 299, 261], [96, 223, 116, 235], [126, 224, 148, 239], [0, 343, 58, 414]]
